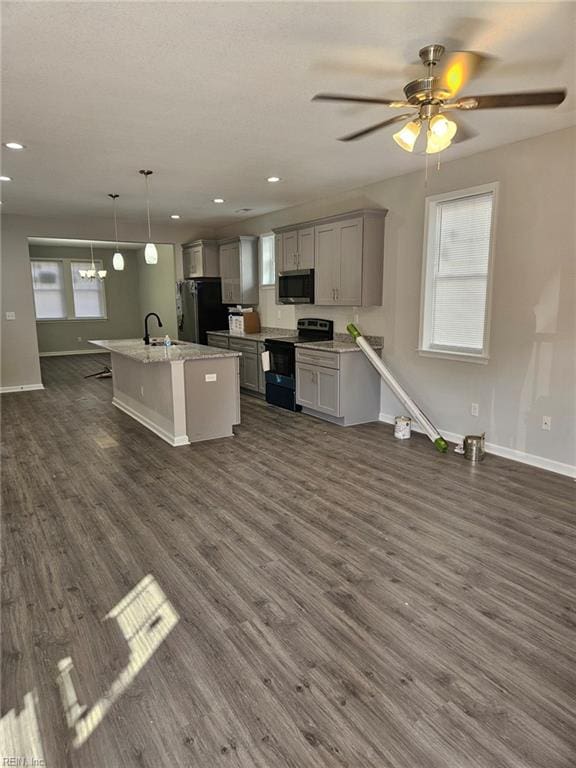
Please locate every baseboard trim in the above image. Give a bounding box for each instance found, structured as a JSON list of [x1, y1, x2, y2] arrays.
[[112, 396, 189, 447], [39, 349, 109, 357], [379, 412, 575, 479], [1, 383, 45, 394]]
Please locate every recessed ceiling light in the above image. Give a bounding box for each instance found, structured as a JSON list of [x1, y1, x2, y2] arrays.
[[266, 176, 281, 183], [0, 175, 12, 182], [213, 198, 225, 204], [170, 214, 181, 220], [3, 142, 25, 151]]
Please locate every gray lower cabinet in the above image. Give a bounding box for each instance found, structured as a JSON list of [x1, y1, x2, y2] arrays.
[[257, 342, 266, 394], [206, 333, 230, 350], [228, 336, 264, 394], [296, 347, 380, 425]]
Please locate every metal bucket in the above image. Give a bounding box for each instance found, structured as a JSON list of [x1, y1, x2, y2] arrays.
[[394, 416, 412, 440], [464, 433, 486, 462]]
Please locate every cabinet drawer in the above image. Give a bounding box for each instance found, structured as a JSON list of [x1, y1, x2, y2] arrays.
[[295, 347, 340, 369], [229, 337, 259, 353], [206, 334, 229, 349]]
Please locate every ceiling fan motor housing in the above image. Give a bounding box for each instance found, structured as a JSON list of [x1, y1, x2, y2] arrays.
[[403, 77, 451, 105]]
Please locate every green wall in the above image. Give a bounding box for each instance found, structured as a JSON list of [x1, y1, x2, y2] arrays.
[[135, 244, 178, 339]]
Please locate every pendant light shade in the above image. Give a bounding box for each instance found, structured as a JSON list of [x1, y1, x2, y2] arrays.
[[108, 193, 124, 271], [112, 251, 124, 270], [139, 169, 157, 265], [392, 119, 421, 152], [144, 242, 158, 264]]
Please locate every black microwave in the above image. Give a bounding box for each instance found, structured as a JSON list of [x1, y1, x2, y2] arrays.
[[278, 269, 314, 304]]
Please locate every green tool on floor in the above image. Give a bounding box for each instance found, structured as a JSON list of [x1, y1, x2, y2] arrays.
[[347, 323, 448, 453]]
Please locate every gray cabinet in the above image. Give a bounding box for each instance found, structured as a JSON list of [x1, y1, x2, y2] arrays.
[[281, 226, 315, 271], [315, 217, 363, 306], [218, 236, 258, 304], [295, 347, 380, 426], [274, 209, 387, 306], [257, 342, 266, 394], [229, 336, 262, 394], [206, 333, 230, 350], [182, 239, 219, 278]]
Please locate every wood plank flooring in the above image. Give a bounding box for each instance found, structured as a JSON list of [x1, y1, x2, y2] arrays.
[[1, 353, 575, 768]]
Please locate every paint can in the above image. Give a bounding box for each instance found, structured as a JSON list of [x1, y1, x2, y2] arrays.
[[394, 416, 412, 440], [464, 433, 486, 462]]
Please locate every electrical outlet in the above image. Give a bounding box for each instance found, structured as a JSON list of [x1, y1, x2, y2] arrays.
[[276, 309, 281, 320], [471, 403, 479, 417], [205, 373, 217, 382], [140, 385, 144, 398], [542, 415, 552, 431], [5, 311, 15, 320], [353, 311, 359, 323], [77, 336, 83, 342]]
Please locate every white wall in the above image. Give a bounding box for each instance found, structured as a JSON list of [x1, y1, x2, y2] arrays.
[[1, 213, 210, 389], [214, 128, 576, 473]]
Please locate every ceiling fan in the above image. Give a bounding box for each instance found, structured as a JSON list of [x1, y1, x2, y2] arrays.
[[312, 44, 566, 154]]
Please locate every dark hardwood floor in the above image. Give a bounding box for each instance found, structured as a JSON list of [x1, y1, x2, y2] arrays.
[[1, 354, 575, 768]]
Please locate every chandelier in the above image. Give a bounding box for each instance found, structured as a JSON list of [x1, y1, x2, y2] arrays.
[[79, 243, 107, 280]]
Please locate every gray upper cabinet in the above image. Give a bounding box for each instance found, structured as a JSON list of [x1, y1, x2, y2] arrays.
[[274, 209, 387, 306], [218, 236, 258, 305], [281, 226, 315, 271], [182, 239, 219, 278]]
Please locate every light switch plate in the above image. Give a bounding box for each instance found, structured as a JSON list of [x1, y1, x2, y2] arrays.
[[5, 311, 15, 320], [205, 373, 217, 382]]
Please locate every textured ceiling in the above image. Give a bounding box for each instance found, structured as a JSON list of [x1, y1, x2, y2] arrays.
[[2, 1, 575, 227]]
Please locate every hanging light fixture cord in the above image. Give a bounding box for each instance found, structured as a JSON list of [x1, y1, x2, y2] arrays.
[[139, 170, 154, 241]]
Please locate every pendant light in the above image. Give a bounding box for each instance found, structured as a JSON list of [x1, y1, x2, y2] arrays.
[[79, 243, 106, 280], [108, 193, 124, 271], [139, 169, 158, 264]]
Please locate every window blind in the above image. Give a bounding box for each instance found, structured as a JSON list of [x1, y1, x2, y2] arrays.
[[71, 261, 106, 318], [31, 261, 66, 319], [428, 191, 494, 353]]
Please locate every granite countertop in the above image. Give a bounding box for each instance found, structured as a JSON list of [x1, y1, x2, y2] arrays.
[[89, 339, 241, 364], [295, 335, 384, 354], [207, 327, 297, 342]]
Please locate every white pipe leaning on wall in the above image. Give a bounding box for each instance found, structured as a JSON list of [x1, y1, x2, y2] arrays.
[[347, 323, 449, 453]]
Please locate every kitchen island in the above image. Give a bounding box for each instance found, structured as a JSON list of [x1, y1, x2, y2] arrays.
[[89, 339, 241, 446]]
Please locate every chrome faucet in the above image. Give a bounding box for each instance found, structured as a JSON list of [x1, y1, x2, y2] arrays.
[[143, 312, 163, 345]]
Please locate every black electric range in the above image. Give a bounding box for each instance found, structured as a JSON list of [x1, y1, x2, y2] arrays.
[[264, 318, 334, 411]]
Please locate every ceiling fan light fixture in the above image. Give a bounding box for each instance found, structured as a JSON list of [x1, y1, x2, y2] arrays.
[[392, 119, 421, 152], [426, 130, 452, 154], [429, 114, 457, 141]]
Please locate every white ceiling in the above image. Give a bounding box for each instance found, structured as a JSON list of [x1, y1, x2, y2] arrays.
[[2, 1, 575, 227]]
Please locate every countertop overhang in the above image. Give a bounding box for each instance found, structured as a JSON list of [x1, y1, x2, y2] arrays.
[[89, 339, 241, 364]]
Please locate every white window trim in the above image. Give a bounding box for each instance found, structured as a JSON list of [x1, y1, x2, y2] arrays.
[[258, 232, 276, 288], [418, 182, 499, 364], [31, 258, 108, 321]]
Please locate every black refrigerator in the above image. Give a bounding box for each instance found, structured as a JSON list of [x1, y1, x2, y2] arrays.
[[177, 278, 229, 345]]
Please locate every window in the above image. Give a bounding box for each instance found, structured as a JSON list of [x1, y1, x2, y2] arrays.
[[71, 261, 107, 318], [31, 260, 66, 319], [30, 259, 107, 320], [419, 183, 497, 362], [259, 234, 275, 286]]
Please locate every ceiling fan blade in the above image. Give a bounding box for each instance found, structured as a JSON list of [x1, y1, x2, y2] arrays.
[[436, 51, 486, 97], [312, 93, 411, 107], [457, 89, 567, 110], [338, 113, 414, 142]]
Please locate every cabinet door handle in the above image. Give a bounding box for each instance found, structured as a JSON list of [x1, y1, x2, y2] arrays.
[[335, 288, 339, 301]]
